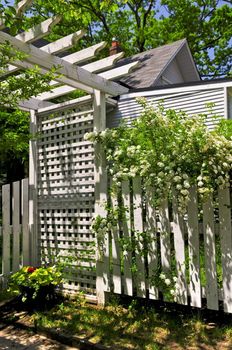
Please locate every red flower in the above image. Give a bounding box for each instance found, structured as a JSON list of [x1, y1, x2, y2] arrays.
[[27, 267, 37, 273]]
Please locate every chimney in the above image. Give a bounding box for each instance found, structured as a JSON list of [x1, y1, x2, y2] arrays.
[[109, 38, 122, 56]]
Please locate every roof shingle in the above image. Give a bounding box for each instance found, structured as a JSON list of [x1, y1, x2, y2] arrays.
[[118, 39, 187, 88]]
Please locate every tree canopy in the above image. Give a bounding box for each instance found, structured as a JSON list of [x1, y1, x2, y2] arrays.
[[23, 0, 232, 78]]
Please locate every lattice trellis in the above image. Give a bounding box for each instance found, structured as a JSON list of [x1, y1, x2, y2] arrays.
[[37, 102, 96, 294]]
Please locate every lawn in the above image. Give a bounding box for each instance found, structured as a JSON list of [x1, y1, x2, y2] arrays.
[[31, 295, 232, 350], [1, 290, 232, 349]]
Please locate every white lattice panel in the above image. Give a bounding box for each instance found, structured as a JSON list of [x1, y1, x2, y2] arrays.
[[37, 103, 96, 295]]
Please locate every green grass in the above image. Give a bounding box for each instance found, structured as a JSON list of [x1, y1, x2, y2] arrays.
[[32, 295, 232, 350]]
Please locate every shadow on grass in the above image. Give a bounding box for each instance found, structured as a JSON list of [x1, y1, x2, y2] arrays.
[[30, 296, 232, 350]]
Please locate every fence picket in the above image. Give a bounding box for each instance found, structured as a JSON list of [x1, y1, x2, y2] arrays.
[[121, 181, 133, 296], [12, 181, 21, 272], [187, 186, 201, 308], [146, 188, 158, 299], [158, 199, 171, 273], [218, 185, 232, 313], [172, 196, 187, 305], [22, 178, 29, 265], [111, 192, 122, 294], [133, 177, 146, 298], [2, 184, 11, 276], [203, 194, 218, 310]]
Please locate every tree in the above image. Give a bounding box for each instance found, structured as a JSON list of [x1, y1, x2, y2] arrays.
[[25, 0, 232, 78]]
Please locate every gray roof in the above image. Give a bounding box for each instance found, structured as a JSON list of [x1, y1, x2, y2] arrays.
[[118, 39, 188, 89]]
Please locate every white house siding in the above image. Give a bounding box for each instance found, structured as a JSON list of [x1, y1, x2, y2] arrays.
[[228, 87, 232, 119], [107, 86, 225, 130]]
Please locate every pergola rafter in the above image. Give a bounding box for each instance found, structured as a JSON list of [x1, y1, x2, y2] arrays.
[[0, 0, 33, 29]]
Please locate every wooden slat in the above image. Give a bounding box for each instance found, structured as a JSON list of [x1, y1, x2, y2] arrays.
[[100, 62, 139, 80], [12, 181, 21, 272], [16, 17, 61, 43], [41, 30, 86, 54], [15, 0, 33, 15], [0, 31, 128, 96], [60, 42, 107, 65], [83, 52, 124, 73], [22, 178, 30, 266], [203, 194, 219, 310], [187, 186, 201, 308], [2, 184, 11, 275], [172, 196, 187, 305], [133, 177, 146, 298], [218, 185, 232, 313], [121, 180, 133, 296], [146, 188, 158, 299], [111, 191, 122, 294], [158, 199, 171, 272]]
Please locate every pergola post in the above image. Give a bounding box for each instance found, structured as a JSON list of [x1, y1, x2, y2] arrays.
[[94, 90, 110, 304], [29, 109, 38, 266]]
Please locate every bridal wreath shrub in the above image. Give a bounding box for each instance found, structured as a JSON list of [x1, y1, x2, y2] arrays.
[[85, 98, 232, 210]]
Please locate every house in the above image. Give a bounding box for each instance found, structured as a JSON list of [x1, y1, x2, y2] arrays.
[[105, 39, 232, 130], [117, 38, 200, 88]]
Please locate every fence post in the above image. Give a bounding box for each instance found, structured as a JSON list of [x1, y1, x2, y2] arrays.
[[12, 181, 20, 272], [22, 178, 29, 265], [2, 184, 11, 286], [29, 109, 38, 266], [94, 90, 110, 305]]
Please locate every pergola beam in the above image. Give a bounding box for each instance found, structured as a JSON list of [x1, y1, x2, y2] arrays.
[[49, 51, 124, 87], [37, 62, 138, 100], [18, 98, 54, 111], [0, 30, 128, 96]]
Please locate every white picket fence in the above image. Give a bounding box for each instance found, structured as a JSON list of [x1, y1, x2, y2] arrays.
[[0, 179, 30, 284], [97, 178, 232, 313], [1, 176, 232, 314]]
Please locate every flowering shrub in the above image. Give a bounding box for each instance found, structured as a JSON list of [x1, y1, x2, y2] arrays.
[[8, 265, 63, 301], [85, 98, 232, 211]]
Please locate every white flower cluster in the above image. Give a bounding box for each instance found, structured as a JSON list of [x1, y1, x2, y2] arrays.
[[159, 272, 179, 301]]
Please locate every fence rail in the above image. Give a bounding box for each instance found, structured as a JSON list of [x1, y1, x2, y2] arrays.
[[98, 179, 232, 313], [0, 179, 29, 284]]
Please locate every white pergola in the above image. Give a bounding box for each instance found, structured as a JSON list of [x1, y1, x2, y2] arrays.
[[0, 0, 138, 111]]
